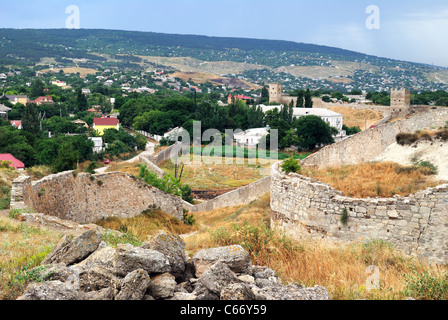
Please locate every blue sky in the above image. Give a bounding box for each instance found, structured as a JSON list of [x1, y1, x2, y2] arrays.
[[1, 0, 447, 66]]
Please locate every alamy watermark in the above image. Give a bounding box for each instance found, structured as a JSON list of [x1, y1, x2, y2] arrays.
[[167, 121, 279, 166], [366, 265, 380, 290], [66, 5, 80, 29], [366, 5, 380, 30]]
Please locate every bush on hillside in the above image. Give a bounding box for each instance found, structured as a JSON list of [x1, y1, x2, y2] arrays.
[[396, 133, 418, 146]]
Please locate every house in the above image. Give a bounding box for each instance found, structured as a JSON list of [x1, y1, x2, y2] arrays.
[[228, 94, 254, 104], [88, 137, 104, 153], [82, 89, 91, 95], [93, 117, 120, 135], [31, 96, 54, 106], [10, 120, 22, 130], [292, 108, 344, 132], [51, 80, 67, 87], [87, 105, 102, 115], [1, 95, 29, 105], [233, 127, 269, 147], [0, 104, 12, 118], [0, 154, 25, 171]]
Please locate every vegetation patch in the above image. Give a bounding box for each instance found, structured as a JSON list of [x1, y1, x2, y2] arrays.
[[301, 162, 441, 198]]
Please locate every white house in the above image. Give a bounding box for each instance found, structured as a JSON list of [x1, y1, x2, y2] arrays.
[[88, 137, 104, 154], [233, 127, 269, 147], [292, 108, 344, 132]]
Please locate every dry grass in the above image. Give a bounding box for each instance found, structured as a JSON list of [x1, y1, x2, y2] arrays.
[[159, 157, 270, 190], [0, 216, 62, 300], [95, 208, 197, 243], [301, 162, 441, 198], [326, 106, 384, 130], [183, 194, 447, 300]]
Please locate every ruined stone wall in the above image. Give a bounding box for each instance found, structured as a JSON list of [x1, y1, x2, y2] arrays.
[[270, 162, 448, 265], [303, 107, 448, 169], [15, 171, 184, 224], [144, 142, 183, 166], [183, 176, 271, 213]]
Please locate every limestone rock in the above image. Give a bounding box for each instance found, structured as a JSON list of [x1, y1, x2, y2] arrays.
[[221, 283, 256, 300], [114, 244, 171, 277], [76, 246, 117, 272], [192, 245, 251, 277], [255, 284, 329, 301], [148, 273, 177, 300], [198, 261, 241, 295], [115, 269, 150, 301], [17, 280, 85, 300], [83, 288, 115, 301], [41, 230, 102, 266], [78, 266, 120, 293], [141, 231, 187, 279]]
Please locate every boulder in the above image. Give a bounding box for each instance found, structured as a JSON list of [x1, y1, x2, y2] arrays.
[[115, 269, 151, 301], [83, 288, 115, 301], [17, 280, 85, 300], [197, 261, 241, 295], [221, 283, 256, 300], [253, 283, 330, 301], [76, 246, 117, 272], [78, 266, 120, 293], [141, 231, 187, 279], [41, 230, 102, 266], [192, 245, 251, 277], [148, 273, 177, 300], [114, 244, 171, 277]]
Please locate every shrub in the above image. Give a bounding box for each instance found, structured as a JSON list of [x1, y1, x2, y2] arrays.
[[281, 157, 302, 174], [435, 130, 448, 141], [183, 211, 196, 226], [340, 208, 349, 226], [404, 271, 448, 300], [396, 133, 418, 146]]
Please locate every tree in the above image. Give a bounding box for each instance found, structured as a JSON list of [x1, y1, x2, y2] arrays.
[[304, 89, 313, 109], [260, 86, 269, 104], [293, 115, 335, 150], [296, 90, 304, 108], [30, 79, 45, 99], [76, 88, 88, 113], [22, 103, 40, 135], [52, 143, 80, 173]]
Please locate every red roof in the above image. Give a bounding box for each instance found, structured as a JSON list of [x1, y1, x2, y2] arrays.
[[0, 154, 25, 169], [228, 94, 253, 100], [31, 96, 54, 104], [94, 117, 120, 126], [10, 120, 22, 127]]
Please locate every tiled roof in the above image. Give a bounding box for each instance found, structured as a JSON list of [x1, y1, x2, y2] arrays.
[[0, 153, 25, 169]]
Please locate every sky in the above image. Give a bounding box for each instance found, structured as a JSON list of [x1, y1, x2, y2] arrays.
[[0, 0, 447, 67]]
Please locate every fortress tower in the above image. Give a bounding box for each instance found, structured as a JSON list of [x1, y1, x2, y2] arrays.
[[390, 88, 411, 114], [269, 83, 283, 104]]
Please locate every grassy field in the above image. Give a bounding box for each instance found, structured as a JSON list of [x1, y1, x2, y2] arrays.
[[301, 162, 442, 198]]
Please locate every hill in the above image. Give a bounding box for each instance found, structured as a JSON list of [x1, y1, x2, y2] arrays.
[[0, 28, 447, 92]]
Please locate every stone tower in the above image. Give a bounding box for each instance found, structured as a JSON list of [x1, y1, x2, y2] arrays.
[[390, 88, 411, 114], [269, 83, 282, 104]]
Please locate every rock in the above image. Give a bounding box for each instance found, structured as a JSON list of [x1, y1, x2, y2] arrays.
[[167, 292, 198, 300], [41, 230, 102, 266], [17, 280, 85, 300], [148, 273, 177, 300], [141, 231, 187, 279], [83, 288, 115, 301], [198, 261, 241, 295], [30, 263, 73, 282], [192, 245, 251, 277], [115, 269, 150, 301], [76, 245, 117, 271], [221, 283, 256, 300], [78, 266, 120, 293], [191, 281, 220, 301], [255, 283, 329, 300], [114, 244, 171, 277]]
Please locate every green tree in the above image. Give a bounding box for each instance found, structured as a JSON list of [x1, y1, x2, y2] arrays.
[[30, 79, 45, 99], [260, 86, 269, 104], [22, 104, 40, 135], [293, 115, 334, 150], [304, 89, 313, 109], [76, 88, 88, 113], [52, 143, 80, 173]]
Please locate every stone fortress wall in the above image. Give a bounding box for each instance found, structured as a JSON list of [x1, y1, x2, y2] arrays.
[[271, 107, 448, 264], [11, 171, 185, 224]]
